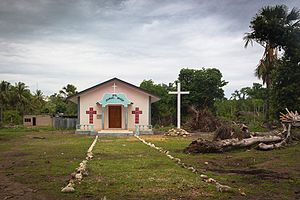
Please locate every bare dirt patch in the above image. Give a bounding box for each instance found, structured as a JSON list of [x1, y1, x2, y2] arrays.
[[0, 173, 49, 200], [208, 168, 291, 179]]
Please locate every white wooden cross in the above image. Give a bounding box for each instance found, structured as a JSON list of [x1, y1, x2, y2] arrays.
[[168, 82, 190, 129], [112, 83, 117, 94]]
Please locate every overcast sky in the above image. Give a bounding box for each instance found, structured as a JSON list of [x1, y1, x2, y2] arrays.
[[0, 0, 299, 97]]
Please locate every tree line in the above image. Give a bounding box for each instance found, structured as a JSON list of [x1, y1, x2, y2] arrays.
[[0, 82, 77, 125]]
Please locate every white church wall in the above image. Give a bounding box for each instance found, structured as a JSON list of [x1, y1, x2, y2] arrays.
[[79, 80, 150, 131]]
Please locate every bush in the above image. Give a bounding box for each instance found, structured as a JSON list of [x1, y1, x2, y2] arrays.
[[3, 110, 22, 125]]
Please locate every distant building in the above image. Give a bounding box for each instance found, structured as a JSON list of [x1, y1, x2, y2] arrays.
[[23, 115, 53, 127]]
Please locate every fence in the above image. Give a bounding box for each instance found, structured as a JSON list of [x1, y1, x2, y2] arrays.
[[135, 125, 153, 135], [52, 117, 77, 129]]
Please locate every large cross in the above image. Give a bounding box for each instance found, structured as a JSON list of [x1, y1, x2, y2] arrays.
[[132, 107, 142, 124], [86, 107, 97, 124], [168, 82, 190, 129], [112, 83, 117, 94]]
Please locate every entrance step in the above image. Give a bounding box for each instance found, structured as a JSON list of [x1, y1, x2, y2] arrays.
[[97, 130, 134, 136]]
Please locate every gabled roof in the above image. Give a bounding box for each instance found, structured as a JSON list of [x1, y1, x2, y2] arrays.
[[67, 77, 160, 103]]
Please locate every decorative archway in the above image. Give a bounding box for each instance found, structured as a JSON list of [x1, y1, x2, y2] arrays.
[[97, 93, 132, 129]]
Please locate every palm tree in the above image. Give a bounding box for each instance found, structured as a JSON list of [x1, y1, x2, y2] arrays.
[[244, 5, 300, 124], [12, 82, 31, 114], [59, 84, 77, 98], [33, 89, 45, 114]]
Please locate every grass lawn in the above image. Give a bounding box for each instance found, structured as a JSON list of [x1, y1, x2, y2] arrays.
[[0, 129, 299, 199]]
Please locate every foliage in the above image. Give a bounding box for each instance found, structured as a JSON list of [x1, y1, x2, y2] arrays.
[[140, 80, 176, 126], [215, 83, 266, 128], [244, 5, 300, 123], [271, 21, 300, 115], [3, 110, 22, 125], [59, 84, 77, 98], [141, 68, 227, 129], [178, 68, 227, 111], [272, 56, 300, 115], [0, 80, 78, 125]]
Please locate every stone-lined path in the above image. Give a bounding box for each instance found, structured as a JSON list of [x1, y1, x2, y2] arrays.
[[61, 135, 99, 193], [134, 135, 245, 195]]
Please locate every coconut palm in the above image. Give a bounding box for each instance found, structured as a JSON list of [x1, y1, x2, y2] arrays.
[[244, 5, 300, 124], [0, 81, 11, 105], [33, 89, 45, 114], [12, 82, 31, 114], [59, 84, 77, 98]]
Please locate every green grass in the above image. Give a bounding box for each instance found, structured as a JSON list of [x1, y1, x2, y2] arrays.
[[78, 137, 214, 199], [0, 128, 92, 199], [0, 129, 299, 199], [145, 135, 300, 200]]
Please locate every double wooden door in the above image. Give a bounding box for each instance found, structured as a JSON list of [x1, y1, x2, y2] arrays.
[[109, 106, 122, 128]]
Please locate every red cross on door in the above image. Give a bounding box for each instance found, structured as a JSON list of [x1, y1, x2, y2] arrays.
[[86, 107, 97, 124], [132, 107, 142, 124]]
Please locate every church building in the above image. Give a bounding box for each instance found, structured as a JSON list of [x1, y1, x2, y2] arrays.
[[68, 78, 160, 135]]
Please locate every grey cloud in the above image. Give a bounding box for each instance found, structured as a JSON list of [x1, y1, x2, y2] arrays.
[[0, 0, 300, 97]]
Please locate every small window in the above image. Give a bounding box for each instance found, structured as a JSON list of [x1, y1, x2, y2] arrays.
[[24, 118, 31, 122]]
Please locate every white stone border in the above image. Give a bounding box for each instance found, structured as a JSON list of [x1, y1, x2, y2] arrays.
[[134, 135, 246, 195], [61, 136, 99, 193]]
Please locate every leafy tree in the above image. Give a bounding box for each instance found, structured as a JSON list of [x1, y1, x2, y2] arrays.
[[140, 80, 176, 126], [244, 5, 300, 123], [272, 54, 300, 114], [271, 10, 300, 115], [246, 83, 267, 100], [178, 68, 227, 111], [230, 88, 250, 100]]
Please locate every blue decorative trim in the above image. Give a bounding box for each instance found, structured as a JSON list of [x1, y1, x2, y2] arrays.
[[125, 107, 128, 129], [98, 93, 131, 107], [102, 107, 105, 129]]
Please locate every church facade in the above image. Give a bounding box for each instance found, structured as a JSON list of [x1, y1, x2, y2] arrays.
[[68, 78, 160, 134]]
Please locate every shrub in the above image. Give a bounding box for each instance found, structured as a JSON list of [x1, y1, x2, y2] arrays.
[[3, 110, 22, 125]]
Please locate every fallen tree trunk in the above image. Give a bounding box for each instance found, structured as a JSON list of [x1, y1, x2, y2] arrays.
[[184, 109, 299, 153], [257, 124, 291, 150], [184, 135, 283, 153]]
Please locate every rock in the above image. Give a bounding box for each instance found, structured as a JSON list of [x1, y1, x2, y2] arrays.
[[216, 183, 232, 192], [205, 178, 216, 183], [61, 185, 75, 193], [75, 173, 82, 180], [71, 172, 76, 178], [200, 174, 208, 179], [240, 191, 246, 196], [165, 128, 190, 137]]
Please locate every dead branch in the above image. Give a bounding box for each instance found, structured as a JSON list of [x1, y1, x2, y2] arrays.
[[257, 124, 291, 150]]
